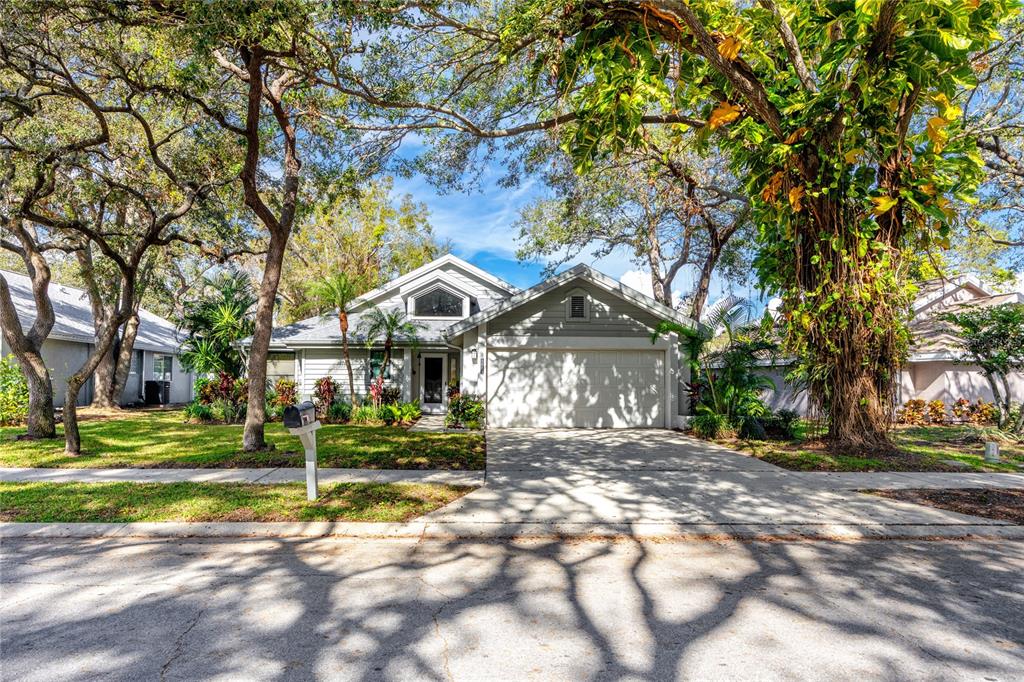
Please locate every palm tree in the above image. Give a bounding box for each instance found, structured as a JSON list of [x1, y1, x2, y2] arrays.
[[306, 273, 360, 405], [359, 307, 423, 379]]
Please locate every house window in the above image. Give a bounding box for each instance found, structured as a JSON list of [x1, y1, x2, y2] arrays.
[[414, 288, 463, 317], [370, 350, 391, 380], [153, 354, 173, 381], [566, 289, 590, 321]]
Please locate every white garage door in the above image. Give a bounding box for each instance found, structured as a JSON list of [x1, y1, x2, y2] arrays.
[[486, 349, 665, 428]]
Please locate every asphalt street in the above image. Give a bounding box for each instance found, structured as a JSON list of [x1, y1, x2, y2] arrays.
[[2, 537, 1022, 681]]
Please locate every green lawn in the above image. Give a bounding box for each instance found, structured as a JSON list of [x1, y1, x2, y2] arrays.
[[0, 481, 472, 523], [728, 424, 1024, 472], [0, 410, 484, 470]]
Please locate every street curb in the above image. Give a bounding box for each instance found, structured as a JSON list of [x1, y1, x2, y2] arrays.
[[3, 521, 1022, 541]]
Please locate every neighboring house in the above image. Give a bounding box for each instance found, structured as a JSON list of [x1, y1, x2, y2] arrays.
[[761, 274, 1024, 414], [250, 255, 696, 428], [0, 269, 195, 408]]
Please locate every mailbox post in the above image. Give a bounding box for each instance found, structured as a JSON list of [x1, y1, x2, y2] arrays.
[[283, 401, 322, 501]]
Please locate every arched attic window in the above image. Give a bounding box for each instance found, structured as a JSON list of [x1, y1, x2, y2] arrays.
[[413, 286, 465, 317]]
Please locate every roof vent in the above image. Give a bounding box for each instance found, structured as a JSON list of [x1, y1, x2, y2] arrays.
[[569, 295, 587, 320]]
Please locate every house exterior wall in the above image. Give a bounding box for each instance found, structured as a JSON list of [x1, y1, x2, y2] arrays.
[[904, 361, 1024, 405], [487, 282, 660, 339], [483, 280, 684, 421], [359, 261, 512, 320], [298, 347, 406, 402], [40, 339, 92, 408], [758, 367, 811, 415], [755, 362, 1024, 416]]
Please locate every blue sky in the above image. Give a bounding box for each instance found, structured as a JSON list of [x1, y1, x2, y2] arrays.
[[390, 163, 765, 307]]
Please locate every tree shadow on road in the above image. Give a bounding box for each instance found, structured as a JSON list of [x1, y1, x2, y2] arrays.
[[3, 533, 1023, 680]]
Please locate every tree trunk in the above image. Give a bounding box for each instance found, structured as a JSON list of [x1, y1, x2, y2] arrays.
[[824, 356, 894, 450], [62, 307, 132, 455], [340, 312, 356, 405], [20, 352, 56, 439], [981, 371, 1006, 429], [90, 345, 118, 409], [242, 228, 289, 451], [63, 379, 83, 455], [0, 253, 57, 438], [998, 374, 1013, 430], [688, 249, 717, 322], [111, 313, 140, 404]]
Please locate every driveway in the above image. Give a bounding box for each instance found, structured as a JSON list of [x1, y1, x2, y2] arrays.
[[425, 428, 1023, 532]]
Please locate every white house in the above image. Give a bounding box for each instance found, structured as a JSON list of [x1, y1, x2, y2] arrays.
[[250, 254, 697, 428], [760, 274, 1024, 414], [1, 269, 195, 407]]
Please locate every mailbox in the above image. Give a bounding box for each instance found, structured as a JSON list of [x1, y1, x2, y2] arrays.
[[284, 400, 322, 501], [283, 401, 316, 429]]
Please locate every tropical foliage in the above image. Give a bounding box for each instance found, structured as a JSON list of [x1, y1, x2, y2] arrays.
[[939, 302, 1024, 433], [306, 273, 360, 405], [359, 307, 423, 378], [0, 355, 30, 426], [179, 273, 256, 376]]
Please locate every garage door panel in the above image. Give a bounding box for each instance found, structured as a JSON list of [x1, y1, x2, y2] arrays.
[[486, 349, 664, 428]]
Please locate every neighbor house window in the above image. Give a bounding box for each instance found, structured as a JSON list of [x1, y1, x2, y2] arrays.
[[414, 288, 463, 317], [370, 350, 391, 380], [153, 354, 173, 381], [565, 289, 590, 321]]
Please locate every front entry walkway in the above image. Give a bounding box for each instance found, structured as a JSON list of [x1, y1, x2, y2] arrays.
[[423, 428, 1024, 534]]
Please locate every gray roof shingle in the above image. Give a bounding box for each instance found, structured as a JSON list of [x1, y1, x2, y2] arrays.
[[1, 269, 186, 354]]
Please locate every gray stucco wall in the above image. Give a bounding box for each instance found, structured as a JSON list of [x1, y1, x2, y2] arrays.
[[1, 337, 193, 408]]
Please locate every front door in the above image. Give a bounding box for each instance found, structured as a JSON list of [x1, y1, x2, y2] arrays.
[[421, 354, 446, 413]]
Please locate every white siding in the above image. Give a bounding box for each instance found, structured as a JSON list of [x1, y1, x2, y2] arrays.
[[489, 283, 661, 339], [299, 348, 406, 401]]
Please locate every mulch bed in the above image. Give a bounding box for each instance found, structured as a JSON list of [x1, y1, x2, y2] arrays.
[[870, 488, 1024, 524]]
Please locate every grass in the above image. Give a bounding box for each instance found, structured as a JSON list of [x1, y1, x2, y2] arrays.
[[724, 424, 1024, 472], [0, 481, 473, 523], [0, 409, 485, 470]]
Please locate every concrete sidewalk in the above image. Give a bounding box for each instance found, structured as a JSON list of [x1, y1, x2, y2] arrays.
[[0, 467, 483, 486], [3, 467, 1022, 489]]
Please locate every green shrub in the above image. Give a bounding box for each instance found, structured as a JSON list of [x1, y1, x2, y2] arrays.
[[398, 401, 422, 423], [380, 403, 401, 425], [350, 404, 381, 424], [210, 398, 246, 424], [760, 409, 800, 440], [377, 401, 422, 425], [0, 355, 29, 426], [381, 386, 402, 405], [690, 411, 728, 439], [328, 400, 352, 424], [446, 394, 485, 429], [183, 401, 214, 423], [739, 416, 767, 440]]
